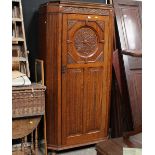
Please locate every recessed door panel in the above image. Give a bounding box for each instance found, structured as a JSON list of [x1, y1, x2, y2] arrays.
[[62, 13, 111, 146], [128, 70, 142, 128], [66, 69, 84, 137], [120, 7, 141, 50], [84, 68, 105, 133]]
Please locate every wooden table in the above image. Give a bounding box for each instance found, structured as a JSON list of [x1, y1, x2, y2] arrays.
[[12, 84, 47, 155]]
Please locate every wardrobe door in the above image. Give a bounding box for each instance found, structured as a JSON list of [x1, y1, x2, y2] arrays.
[[61, 13, 112, 146], [114, 0, 142, 129]]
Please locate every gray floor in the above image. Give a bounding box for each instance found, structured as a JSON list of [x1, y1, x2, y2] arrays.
[[50, 147, 96, 155], [39, 146, 96, 155], [12, 142, 97, 155]]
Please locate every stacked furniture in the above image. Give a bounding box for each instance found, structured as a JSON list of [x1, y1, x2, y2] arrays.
[[38, 0, 114, 154], [12, 84, 46, 154], [12, 0, 47, 154]]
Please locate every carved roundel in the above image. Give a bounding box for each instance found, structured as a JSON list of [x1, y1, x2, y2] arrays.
[[74, 27, 98, 57]]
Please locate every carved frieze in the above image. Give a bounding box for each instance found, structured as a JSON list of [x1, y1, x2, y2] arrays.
[[63, 7, 109, 16]]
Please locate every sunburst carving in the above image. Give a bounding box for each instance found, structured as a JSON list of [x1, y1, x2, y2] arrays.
[[74, 27, 98, 57]]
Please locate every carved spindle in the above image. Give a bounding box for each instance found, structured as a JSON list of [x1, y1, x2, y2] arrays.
[[24, 136, 28, 154], [35, 127, 38, 155], [21, 138, 24, 151], [24, 136, 27, 147], [31, 132, 34, 152]]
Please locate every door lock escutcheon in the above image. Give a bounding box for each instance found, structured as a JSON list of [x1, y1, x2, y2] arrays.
[[61, 65, 67, 73]]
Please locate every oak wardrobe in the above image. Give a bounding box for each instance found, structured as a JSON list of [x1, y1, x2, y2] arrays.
[[38, 0, 114, 152]]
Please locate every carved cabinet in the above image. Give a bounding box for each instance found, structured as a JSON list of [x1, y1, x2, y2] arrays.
[[39, 0, 114, 151]]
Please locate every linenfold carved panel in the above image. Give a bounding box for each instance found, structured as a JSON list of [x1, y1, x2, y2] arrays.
[[66, 69, 84, 136], [84, 68, 104, 133], [74, 27, 98, 57], [63, 7, 110, 16]]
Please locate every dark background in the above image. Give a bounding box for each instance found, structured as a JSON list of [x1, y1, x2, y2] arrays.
[[21, 0, 106, 81]]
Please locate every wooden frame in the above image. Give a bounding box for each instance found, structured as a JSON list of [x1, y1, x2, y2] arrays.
[[35, 59, 47, 155], [35, 59, 44, 85]]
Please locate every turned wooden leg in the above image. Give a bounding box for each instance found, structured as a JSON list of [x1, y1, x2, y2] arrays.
[[31, 132, 34, 154], [21, 138, 24, 151], [24, 136, 27, 148], [35, 127, 38, 155], [24, 136, 28, 154]]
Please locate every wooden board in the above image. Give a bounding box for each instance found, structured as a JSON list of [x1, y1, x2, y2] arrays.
[[113, 0, 142, 130]]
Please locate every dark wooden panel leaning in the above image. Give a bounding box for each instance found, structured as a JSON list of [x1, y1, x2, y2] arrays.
[[38, 0, 114, 152], [110, 49, 133, 138], [113, 0, 142, 130]]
